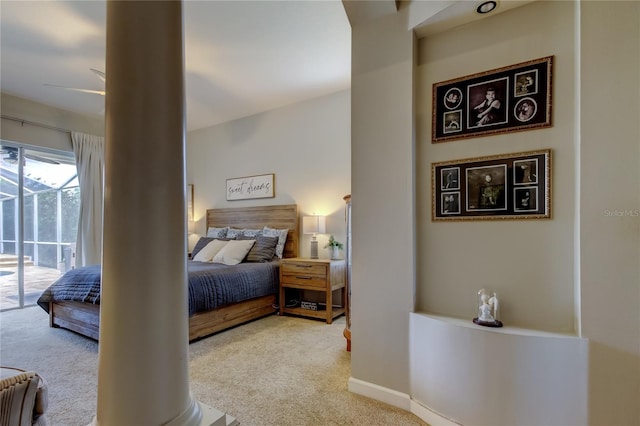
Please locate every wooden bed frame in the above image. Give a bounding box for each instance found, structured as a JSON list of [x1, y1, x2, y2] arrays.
[[47, 204, 299, 342]]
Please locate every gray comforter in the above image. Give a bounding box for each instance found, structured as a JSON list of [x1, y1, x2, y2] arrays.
[[37, 260, 280, 316]]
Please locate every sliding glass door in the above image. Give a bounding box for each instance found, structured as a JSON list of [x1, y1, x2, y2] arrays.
[[0, 142, 79, 310]]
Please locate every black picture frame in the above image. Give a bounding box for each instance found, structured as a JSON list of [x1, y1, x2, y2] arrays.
[[432, 149, 552, 221], [432, 56, 553, 143]]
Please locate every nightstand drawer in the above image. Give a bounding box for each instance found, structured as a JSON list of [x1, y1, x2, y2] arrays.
[[281, 274, 327, 288], [281, 262, 326, 277]]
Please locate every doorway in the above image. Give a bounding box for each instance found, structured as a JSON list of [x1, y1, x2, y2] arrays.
[[0, 143, 79, 310]]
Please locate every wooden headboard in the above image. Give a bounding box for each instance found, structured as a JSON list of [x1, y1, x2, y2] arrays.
[[206, 204, 299, 258]]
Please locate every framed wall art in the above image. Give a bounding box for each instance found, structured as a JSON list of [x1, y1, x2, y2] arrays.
[[432, 56, 553, 143], [432, 149, 552, 221], [226, 173, 275, 201]]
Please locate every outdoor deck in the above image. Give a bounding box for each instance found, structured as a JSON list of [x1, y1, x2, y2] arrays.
[[0, 254, 63, 310]]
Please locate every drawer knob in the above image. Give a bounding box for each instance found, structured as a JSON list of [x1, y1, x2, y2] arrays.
[[295, 276, 312, 280]]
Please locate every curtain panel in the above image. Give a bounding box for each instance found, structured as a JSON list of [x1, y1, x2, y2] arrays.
[[71, 132, 104, 266]]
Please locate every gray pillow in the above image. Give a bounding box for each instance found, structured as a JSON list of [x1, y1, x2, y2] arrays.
[[191, 237, 215, 258], [236, 235, 278, 262], [192, 237, 231, 258]]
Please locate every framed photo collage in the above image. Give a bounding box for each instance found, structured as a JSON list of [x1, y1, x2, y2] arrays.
[[431, 56, 553, 221]]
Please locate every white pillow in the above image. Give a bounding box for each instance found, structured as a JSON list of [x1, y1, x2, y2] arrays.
[[192, 239, 228, 262], [211, 239, 256, 265], [262, 226, 289, 258]]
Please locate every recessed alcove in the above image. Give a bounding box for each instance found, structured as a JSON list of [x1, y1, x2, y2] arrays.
[[409, 312, 588, 425]]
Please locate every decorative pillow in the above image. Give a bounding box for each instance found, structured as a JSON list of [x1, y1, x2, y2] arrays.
[[236, 235, 278, 262], [262, 226, 289, 258], [235, 234, 254, 241], [225, 228, 243, 239], [241, 228, 263, 238], [192, 237, 233, 258], [211, 239, 256, 265], [192, 239, 229, 262], [206, 226, 228, 238]]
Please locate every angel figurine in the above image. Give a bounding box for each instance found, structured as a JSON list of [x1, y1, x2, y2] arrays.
[[489, 293, 499, 320], [473, 288, 503, 327]]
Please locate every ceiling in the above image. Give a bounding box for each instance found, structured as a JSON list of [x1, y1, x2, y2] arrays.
[[0, 0, 352, 132], [1, 1, 534, 133]]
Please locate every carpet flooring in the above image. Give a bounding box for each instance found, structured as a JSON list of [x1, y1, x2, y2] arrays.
[[0, 306, 427, 425]]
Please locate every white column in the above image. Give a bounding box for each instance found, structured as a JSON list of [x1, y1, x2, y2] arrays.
[[94, 1, 206, 424]]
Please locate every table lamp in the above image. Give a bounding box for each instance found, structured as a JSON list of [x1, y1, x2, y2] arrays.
[[302, 215, 326, 259]]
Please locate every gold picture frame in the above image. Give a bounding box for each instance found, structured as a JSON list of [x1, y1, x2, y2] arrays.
[[432, 149, 552, 221], [432, 56, 553, 143]]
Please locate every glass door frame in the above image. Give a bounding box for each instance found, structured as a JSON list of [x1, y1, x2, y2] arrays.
[[0, 141, 78, 311]]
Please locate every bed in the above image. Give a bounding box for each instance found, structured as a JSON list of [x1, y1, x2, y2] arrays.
[[37, 204, 299, 342]]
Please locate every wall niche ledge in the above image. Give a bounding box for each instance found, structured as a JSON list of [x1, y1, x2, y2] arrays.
[[409, 312, 588, 426], [415, 312, 580, 339]]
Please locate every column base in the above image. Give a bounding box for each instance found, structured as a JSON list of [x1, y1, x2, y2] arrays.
[[88, 401, 236, 426], [199, 402, 238, 426]]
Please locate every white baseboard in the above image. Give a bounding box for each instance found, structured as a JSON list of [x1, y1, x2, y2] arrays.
[[348, 377, 412, 411], [348, 377, 461, 426], [410, 400, 460, 426]]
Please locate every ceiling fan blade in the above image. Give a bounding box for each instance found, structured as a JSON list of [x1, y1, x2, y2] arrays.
[[90, 68, 106, 82], [44, 84, 105, 96]]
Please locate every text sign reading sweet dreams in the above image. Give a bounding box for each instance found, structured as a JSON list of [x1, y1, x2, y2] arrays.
[[226, 173, 275, 201]]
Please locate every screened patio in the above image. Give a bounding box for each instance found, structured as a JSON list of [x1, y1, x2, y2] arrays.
[[0, 145, 79, 310]]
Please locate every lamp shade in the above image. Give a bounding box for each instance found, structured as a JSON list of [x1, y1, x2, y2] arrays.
[[302, 215, 326, 235]]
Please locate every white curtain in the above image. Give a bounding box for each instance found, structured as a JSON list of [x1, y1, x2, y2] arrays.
[[71, 132, 104, 266]]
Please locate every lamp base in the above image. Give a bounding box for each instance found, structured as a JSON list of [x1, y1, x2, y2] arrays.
[[310, 240, 319, 259]]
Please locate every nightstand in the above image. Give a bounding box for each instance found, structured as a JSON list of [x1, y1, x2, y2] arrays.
[[279, 258, 346, 324]]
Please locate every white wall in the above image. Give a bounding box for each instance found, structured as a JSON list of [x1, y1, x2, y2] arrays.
[[410, 313, 588, 426], [417, 1, 576, 334], [4, 3, 638, 422], [349, 6, 415, 395], [348, 1, 639, 425], [186, 90, 351, 259], [0, 89, 351, 258], [411, 4, 588, 423], [579, 2, 640, 425], [1, 93, 104, 150]]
